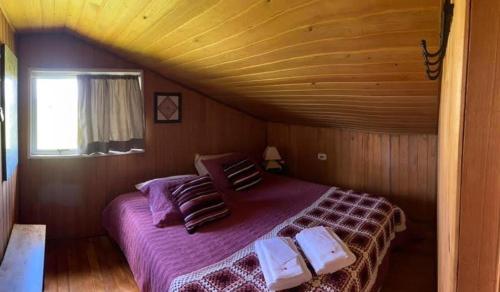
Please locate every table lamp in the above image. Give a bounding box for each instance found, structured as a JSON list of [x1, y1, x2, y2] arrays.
[[263, 146, 283, 171]]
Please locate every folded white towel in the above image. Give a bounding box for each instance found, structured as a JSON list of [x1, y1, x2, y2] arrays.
[[262, 237, 297, 265], [255, 237, 312, 291], [295, 226, 356, 275]]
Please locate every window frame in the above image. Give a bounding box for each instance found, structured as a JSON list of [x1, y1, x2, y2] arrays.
[[29, 68, 144, 159]]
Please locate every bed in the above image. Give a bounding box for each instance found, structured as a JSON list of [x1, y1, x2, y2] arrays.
[[103, 173, 405, 292]]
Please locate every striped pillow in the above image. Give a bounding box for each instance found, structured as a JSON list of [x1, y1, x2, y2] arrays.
[[223, 159, 262, 191], [169, 175, 230, 233]]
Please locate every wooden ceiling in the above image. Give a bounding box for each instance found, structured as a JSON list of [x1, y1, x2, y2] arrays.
[[0, 0, 441, 133]]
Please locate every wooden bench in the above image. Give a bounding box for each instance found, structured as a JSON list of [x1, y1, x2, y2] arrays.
[[0, 224, 46, 292]]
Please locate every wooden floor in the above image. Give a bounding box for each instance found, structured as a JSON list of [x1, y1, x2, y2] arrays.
[[44, 232, 436, 292], [382, 224, 437, 292], [44, 236, 138, 291]]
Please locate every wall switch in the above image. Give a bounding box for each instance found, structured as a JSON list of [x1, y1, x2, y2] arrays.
[[317, 153, 327, 161]]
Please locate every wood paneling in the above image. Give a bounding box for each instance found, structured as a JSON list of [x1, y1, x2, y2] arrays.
[[436, 0, 469, 291], [0, 8, 17, 262], [0, 169, 17, 261], [0, 0, 441, 132], [437, 0, 500, 291], [267, 122, 437, 223], [457, 0, 500, 289], [17, 32, 266, 239]]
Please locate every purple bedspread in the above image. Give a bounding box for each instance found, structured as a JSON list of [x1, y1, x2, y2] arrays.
[[103, 174, 329, 292]]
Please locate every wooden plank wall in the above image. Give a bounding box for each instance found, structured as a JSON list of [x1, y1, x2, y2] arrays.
[[267, 122, 437, 223], [17, 32, 266, 239], [436, 0, 469, 291], [457, 0, 500, 290], [0, 9, 17, 262]]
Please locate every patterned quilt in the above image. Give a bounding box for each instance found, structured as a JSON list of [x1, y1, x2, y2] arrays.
[[169, 187, 406, 292]]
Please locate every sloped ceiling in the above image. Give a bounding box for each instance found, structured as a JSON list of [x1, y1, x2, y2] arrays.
[[0, 0, 441, 133]]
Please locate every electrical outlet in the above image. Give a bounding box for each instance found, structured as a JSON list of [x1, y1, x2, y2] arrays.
[[317, 153, 327, 161]]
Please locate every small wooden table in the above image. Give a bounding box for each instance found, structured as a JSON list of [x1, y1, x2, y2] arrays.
[[0, 224, 46, 292]]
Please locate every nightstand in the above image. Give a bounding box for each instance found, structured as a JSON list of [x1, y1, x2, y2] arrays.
[[265, 164, 288, 175]]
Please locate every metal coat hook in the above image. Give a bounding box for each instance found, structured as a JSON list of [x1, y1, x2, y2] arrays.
[[421, 0, 454, 80]]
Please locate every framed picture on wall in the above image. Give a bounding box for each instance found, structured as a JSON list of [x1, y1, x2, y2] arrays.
[[0, 44, 18, 181], [154, 92, 181, 123]]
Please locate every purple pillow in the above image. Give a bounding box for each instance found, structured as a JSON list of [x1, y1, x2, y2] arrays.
[[201, 153, 262, 191], [137, 175, 197, 227], [168, 175, 230, 233], [223, 159, 262, 191]]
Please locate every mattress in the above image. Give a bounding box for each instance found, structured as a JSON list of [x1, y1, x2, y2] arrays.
[[103, 174, 404, 292]]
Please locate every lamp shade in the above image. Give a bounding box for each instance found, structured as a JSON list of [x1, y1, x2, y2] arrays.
[[263, 146, 281, 161]]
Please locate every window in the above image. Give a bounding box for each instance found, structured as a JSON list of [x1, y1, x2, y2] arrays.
[[32, 76, 78, 155], [30, 70, 144, 157]]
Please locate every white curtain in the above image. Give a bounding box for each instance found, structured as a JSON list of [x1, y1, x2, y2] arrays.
[[78, 75, 145, 154]]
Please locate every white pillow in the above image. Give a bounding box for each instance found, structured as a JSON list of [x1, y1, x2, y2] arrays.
[[194, 153, 234, 175], [135, 174, 197, 191]]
